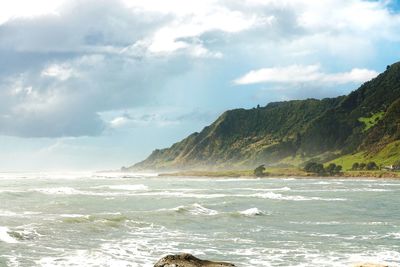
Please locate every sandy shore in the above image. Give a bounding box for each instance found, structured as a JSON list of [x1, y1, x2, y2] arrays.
[[158, 168, 400, 179]]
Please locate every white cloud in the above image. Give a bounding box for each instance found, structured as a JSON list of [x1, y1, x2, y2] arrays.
[[322, 68, 379, 84], [0, 0, 66, 24], [234, 64, 379, 85], [110, 116, 129, 128], [41, 64, 75, 81], [146, 7, 258, 56]]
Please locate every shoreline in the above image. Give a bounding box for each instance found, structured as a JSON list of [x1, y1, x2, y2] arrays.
[[157, 168, 400, 180]]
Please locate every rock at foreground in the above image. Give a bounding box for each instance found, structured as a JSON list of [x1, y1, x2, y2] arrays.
[[154, 253, 235, 267]]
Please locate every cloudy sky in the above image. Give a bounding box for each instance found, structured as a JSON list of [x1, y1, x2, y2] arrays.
[[0, 0, 399, 171]]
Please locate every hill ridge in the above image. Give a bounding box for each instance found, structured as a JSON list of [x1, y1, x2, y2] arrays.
[[129, 62, 400, 171]]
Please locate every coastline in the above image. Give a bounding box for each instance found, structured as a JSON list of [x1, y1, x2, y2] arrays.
[[157, 168, 400, 179]]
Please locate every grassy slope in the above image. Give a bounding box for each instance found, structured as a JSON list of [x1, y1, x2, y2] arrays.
[[358, 111, 385, 132], [329, 140, 400, 170]]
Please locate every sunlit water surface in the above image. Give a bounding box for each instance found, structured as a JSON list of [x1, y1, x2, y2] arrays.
[[0, 172, 399, 266]]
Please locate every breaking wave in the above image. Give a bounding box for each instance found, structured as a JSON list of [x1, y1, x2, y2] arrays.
[[238, 208, 264, 217], [0, 227, 19, 244], [172, 203, 219, 216]]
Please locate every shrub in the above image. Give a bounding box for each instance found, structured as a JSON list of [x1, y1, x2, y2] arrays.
[[304, 162, 324, 174], [326, 163, 337, 175], [334, 165, 342, 173], [304, 162, 342, 175], [351, 162, 359, 170], [366, 161, 378, 170], [254, 164, 266, 177]]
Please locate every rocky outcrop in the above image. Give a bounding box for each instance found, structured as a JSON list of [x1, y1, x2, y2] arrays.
[[154, 253, 235, 267]]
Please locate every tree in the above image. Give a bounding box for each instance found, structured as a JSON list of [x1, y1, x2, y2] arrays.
[[304, 162, 317, 172], [326, 163, 337, 175], [254, 164, 266, 177], [352, 162, 359, 170], [304, 162, 325, 175], [359, 163, 366, 170], [366, 161, 378, 170], [334, 165, 342, 174]]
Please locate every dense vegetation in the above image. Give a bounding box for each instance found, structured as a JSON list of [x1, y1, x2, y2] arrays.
[[304, 162, 343, 176], [129, 62, 400, 171], [254, 165, 269, 177]]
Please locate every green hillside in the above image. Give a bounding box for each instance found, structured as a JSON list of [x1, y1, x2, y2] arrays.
[[129, 62, 400, 171]]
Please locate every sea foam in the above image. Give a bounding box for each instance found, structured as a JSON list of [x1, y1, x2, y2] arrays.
[[0, 227, 19, 244]]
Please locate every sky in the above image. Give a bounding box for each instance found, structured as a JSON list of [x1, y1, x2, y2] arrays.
[[0, 0, 399, 171]]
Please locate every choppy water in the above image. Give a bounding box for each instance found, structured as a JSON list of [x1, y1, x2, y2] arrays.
[[0, 172, 399, 267]]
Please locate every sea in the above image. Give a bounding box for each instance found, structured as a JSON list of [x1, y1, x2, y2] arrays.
[[0, 172, 399, 267]]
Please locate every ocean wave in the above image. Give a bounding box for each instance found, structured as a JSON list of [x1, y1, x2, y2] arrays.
[[290, 221, 343, 225], [38, 252, 136, 267], [312, 181, 344, 185], [136, 191, 228, 199], [252, 192, 347, 201], [229, 247, 400, 267], [0, 210, 19, 217], [238, 208, 264, 217], [93, 184, 149, 191], [0, 189, 25, 194], [60, 214, 88, 218], [226, 187, 291, 192], [295, 188, 393, 192], [31, 187, 141, 197], [0, 227, 19, 243], [158, 205, 268, 217], [0, 210, 41, 218], [290, 221, 394, 227], [61, 214, 129, 226], [172, 203, 219, 216], [8, 224, 43, 241], [32, 187, 84, 195], [29, 187, 348, 201], [92, 172, 158, 179], [385, 232, 400, 239]]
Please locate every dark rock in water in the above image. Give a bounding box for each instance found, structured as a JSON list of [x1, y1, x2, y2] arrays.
[[154, 253, 235, 267]]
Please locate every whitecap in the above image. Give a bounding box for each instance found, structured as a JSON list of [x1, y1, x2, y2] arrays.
[[289, 221, 343, 225], [239, 208, 264, 217], [104, 184, 148, 191], [171, 203, 219, 216], [32, 187, 133, 197], [0, 210, 19, 217], [230, 187, 291, 192], [136, 191, 228, 199], [32, 187, 83, 195], [252, 192, 346, 201], [0, 227, 19, 243], [190, 203, 219, 215], [386, 232, 400, 239], [60, 214, 87, 218]]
